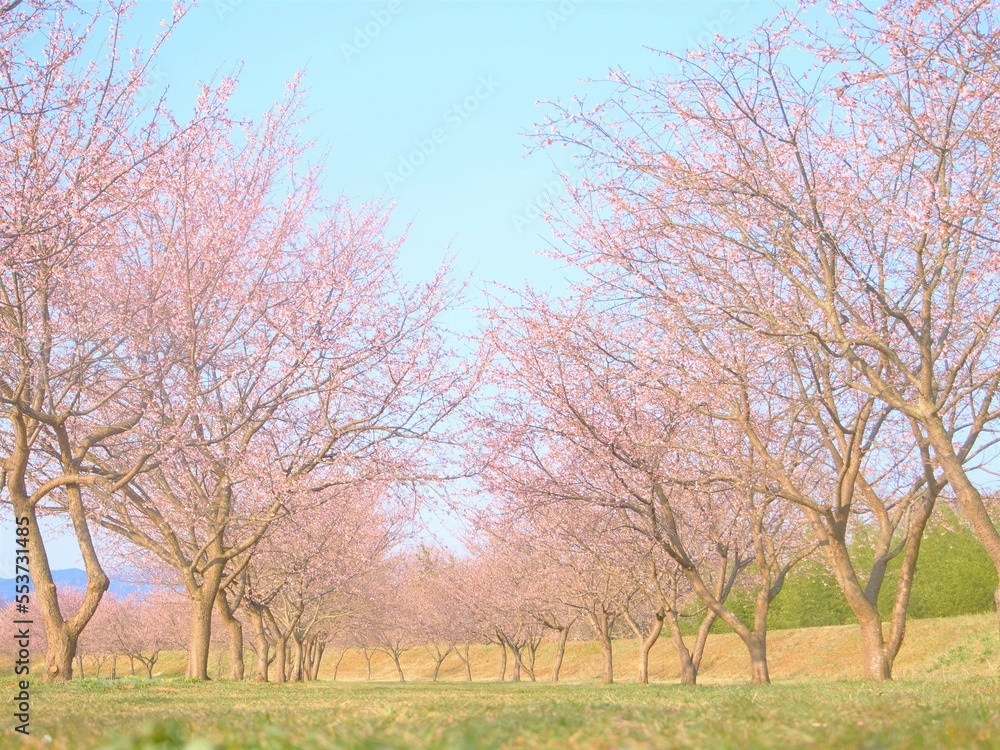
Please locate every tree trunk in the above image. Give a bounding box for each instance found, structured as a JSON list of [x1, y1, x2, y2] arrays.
[[552, 627, 570, 683], [392, 653, 405, 682], [9, 485, 109, 682], [273, 637, 289, 683], [332, 648, 347, 681], [666, 611, 703, 685], [816, 528, 892, 682], [458, 644, 472, 681], [310, 642, 325, 680], [587, 610, 615, 684], [46, 631, 76, 685], [330, 648, 347, 682], [215, 591, 245, 680], [747, 632, 769, 685], [525, 643, 538, 682], [248, 604, 270, 682], [858, 616, 891, 681], [922, 416, 1000, 638], [498, 640, 507, 681], [186, 588, 217, 680], [290, 634, 304, 682], [637, 614, 664, 685], [600, 634, 613, 684]]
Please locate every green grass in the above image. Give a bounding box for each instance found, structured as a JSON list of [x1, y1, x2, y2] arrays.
[[4, 678, 1000, 749], [6, 612, 1000, 748]]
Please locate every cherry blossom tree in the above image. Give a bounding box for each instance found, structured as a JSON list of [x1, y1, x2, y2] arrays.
[[245, 482, 405, 683], [107, 592, 186, 679], [477, 292, 818, 684], [0, 0, 214, 682], [531, 0, 996, 680], [79, 75, 464, 679]]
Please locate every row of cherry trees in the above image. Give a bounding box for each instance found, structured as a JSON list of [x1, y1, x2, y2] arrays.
[[5, 0, 1000, 687], [1, 0, 465, 681], [2, 592, 185, 680], [472, 0, 1000, 684]]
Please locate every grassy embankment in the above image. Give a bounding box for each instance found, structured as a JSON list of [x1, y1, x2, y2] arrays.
[[60, 610, 999, 684]]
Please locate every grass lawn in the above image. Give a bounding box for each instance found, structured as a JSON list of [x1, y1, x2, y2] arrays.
[[4, 613, 1000, 749], [2, 677, 1000, 749]]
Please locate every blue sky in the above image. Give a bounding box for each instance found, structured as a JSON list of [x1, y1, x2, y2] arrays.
[[4, 0, 783, 574], [131, 0, 776, 306]]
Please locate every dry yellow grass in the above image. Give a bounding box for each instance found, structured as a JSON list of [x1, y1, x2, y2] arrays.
[[22, 611, 997, 685], [313, 612, 1000, 684]]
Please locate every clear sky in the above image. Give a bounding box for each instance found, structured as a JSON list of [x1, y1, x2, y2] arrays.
[[4, 0, 784, 574], [129, 0, 777, 307]]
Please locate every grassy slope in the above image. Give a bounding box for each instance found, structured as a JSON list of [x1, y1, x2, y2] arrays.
[[159, 611, 995, 684], [55, 611, 1000, 684]]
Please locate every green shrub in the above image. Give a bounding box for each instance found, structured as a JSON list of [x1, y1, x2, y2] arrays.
[[694, 508, 997, 634]]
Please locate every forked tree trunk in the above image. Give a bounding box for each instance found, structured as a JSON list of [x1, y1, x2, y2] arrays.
[[666, 605, 717, 685], [363, 648, 373, 681], [303, 637, 317, 680], [622, 607, 665, 685], [456, 644, 472, 681], [508, 642, 534, 682], [819, 532, 895, 682], [587, 609, 615, 684], [306, 639, 325, 680], [10, 478, 109, 682], [525, 642, 538, 681], [683, 566, 777, 685], [637, 613, 665, 685], [261, 607, 301, 683]]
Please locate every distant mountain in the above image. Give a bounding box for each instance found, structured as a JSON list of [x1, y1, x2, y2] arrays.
[[0, 568, 154, 602]]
